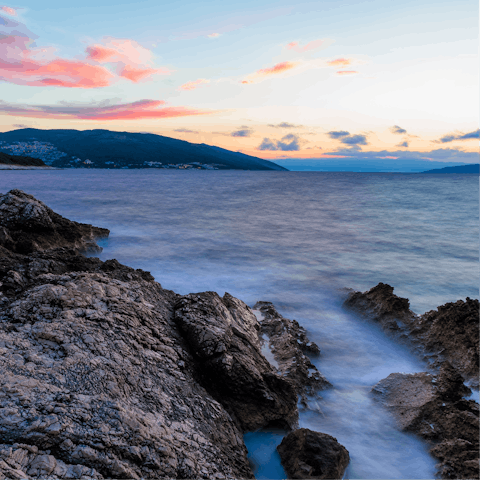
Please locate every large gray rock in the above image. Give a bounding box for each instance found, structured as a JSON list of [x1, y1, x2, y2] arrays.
[[174, 292, 298, 431], [276, 428, 349, 479], [0, 190, 109, 254], [372, 365, 478, 479]]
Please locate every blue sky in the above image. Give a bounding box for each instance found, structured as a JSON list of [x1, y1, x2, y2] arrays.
[[0, 0, 478, 167]]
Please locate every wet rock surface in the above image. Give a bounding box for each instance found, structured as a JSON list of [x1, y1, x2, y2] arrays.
[[344, 282, 479, 385], [346, 283, 479, 478], [0, 189, 306, 479], [0, 190, 109, 255], [276, 428, 349, 479], [174, 293, 298, 431], [372, 364, 479, 479], [253, 301, 331, 399]]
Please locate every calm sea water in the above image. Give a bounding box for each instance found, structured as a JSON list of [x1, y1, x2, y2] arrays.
[[1, 170, 478, 479]]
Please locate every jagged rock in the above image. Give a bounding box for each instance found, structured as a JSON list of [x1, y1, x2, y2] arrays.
[[372, 367, 479, 479], [276, 428, 349, 479], [344, 283, 479, 386], [174, 292, 298, 431], [0, 190, 109, 254], [253, 301, 331, 398]]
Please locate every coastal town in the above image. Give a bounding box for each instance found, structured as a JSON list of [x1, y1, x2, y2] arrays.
[[0, 140, 221, 169]]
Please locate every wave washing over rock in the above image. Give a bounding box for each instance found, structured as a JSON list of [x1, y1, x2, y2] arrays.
[[344, 283, 479, 479], [0, 190, 340, 479], [0, 189, 477, 479]]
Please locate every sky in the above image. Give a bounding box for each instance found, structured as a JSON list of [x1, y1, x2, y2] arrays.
[[0, 0, 478, 168]]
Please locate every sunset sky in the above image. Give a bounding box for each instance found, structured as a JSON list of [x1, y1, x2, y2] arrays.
[[0, 0, 478, 167]]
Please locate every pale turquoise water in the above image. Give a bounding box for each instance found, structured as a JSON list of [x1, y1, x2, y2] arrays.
[[0, 170, 477, 479]]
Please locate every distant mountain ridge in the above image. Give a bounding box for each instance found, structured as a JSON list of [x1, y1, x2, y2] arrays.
[[0, 128, 288, 171], [421, 164, 479, 174], [0, 151, 47, 167]]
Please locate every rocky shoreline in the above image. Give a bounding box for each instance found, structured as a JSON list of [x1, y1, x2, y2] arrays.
[[344, 283, 479, 479], [0, 189, 477, 479]]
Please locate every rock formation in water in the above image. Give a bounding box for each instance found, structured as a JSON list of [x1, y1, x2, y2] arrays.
[[344, 282, 479, 386], [276, 428, 349, 479], [345, 283, 480, 479], [253, 301, 331, 401], [0, 189, 326, 479]]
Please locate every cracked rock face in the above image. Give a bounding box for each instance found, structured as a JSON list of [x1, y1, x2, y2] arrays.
[[0, 190, 109, 254], [253, 301, 331, 400], [0, 189, 315, 479], [372, 365, 479, 479], [174, 292, 298, 431]]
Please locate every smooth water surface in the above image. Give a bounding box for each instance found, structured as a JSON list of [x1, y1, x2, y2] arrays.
[[0, 170, 477, 478]]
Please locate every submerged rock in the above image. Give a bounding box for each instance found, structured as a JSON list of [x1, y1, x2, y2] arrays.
[[253, 301, 331, 399], [276, 428, 349, 479]]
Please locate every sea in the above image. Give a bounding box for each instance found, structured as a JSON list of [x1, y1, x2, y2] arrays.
[[1, 170, 478, 479]]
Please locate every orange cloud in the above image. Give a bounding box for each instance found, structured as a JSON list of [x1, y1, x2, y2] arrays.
[[286, 39, 325, 52], [0, 99, 218, 121], [1, 5, 16, 15], [257, 61, 297, 76], [336, 70, 358, 76], [179, 78, 210, 91], [327, 58, 353, 67]]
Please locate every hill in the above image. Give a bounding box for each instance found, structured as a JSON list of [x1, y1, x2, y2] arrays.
[[0, 151, 47, 167], [421, 164, 479, 174], [0, 128, 288, 171]]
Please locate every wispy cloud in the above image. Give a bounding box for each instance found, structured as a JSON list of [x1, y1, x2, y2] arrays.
[[336, 70, 358, 76], [390, 125, 407, 135], [326, 58, 352, 67], [242, 61, 298, 84], [86, 37, 171, 82], [231, 126, 253, 137], [207, 33, 221, 39], [0, 99, 217, 120], [327, 131, 368, 146], [258, 133, 300, 151], [268, 122, 302, 128], [1, 5, 16, 15], [434, 129, 480, 143], [174, 128, 199, 133], [286, 39, 326, 53], [322, 147, 477, 163], [178, 78, 210, 91], [396, 141, 409, 147], [0, 15, 169, 89], [327, 131, 350, 139]]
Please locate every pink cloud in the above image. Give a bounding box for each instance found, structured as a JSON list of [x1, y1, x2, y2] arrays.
[[257, 61, 297, 76], [0, 35, 113, 88], [207, 33, 221, 38], [86, 38, 171, 82], [286, 39, 325, 53], [336, 70, 358, 76], [0, 99, 218, 121], [1, 5, 16, 15], [179, 78, 210, 91], [327, 58, 353, 67]]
